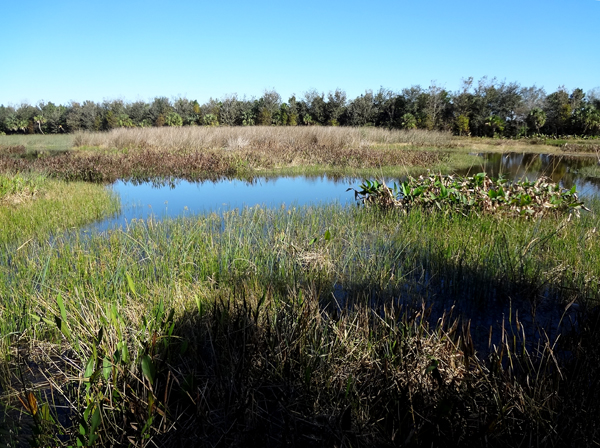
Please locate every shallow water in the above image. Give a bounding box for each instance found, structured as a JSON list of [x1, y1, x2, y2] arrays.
[[462, 152, 600, 197], [89, 152, 600, 232], [90, 175, 358, 232]]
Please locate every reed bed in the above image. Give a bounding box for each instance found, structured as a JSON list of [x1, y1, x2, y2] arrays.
[[73, 126, 458, 152], [1, 200, 600, 446], [0, 130, 454, 183]]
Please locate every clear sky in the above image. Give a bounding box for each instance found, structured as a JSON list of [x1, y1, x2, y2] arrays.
[[1, 0, 598, 106]]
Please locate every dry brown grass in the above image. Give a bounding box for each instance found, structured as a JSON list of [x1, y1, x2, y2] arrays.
[[0, 127, 454, 182], [73, 126, 458, 152]]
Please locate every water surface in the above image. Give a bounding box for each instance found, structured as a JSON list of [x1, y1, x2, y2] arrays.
[[92, 175, 358, 231], [90, 153, 600, 231]]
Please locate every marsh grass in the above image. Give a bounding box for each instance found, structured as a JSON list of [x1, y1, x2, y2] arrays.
[[0, 135, 73, 153], [72, 126, 458, 152], [1, 200, 600, 446], [0, 179, 120, 245], [0, 173, 46, 205], [0, 128, 464, 183]]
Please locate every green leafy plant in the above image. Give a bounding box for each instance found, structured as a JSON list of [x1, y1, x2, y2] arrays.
[[351, 172, 589, 218]]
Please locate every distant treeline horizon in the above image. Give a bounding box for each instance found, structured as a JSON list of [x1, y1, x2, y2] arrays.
[[2, 77, 599, 138]]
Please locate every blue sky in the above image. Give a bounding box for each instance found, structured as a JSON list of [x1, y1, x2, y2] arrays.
[[1, 0, 598, 106]]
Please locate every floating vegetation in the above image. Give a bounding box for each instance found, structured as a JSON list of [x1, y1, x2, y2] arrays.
[[350, 172, 589, 218]]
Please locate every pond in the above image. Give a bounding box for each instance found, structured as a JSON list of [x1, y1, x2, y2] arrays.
[[90, 175, 359, 231], [91, 152, 600, 232], [461, 152, 600, 197]]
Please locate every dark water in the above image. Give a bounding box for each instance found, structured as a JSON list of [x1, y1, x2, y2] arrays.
[[460, 152, 600, 198]]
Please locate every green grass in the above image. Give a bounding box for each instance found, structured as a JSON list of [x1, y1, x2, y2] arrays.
[[0, 172, 46, 198], [0, 134, 74, 152], [1, 128, 600, 446], [1, 199, 599, 446], [0, 177, 120, 245]]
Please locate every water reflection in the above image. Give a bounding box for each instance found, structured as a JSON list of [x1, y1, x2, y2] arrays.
[[89, 154, 600, 232], [461, 152, 600, 197], [91, 175, 358, 232]]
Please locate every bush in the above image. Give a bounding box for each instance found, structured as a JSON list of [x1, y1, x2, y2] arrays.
[[164, 112, 183, 127]]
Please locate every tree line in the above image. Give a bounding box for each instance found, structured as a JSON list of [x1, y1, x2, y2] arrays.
[[1, 77, 599, 137]]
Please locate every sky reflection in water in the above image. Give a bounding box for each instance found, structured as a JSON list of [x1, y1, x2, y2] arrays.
[[90, 153, 600, 231], [91, 175, 358, 231]]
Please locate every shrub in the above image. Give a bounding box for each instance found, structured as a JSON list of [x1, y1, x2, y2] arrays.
[[164, 112, 183, 127]]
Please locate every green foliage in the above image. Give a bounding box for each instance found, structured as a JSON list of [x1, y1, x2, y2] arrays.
[[351, 172, 588, 218], [164, 112, 183, 127], [0, 172, 45, 198], [401, 113, 417, 130], [485, 115, 505, 137], [203, 113, 219, 126], [0, 179, 120, 245], [453, 114, 470, 136], [527, 108, 547, 134], [1, 78, 600, 137]]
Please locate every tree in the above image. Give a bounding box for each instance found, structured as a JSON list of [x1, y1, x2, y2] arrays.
[[254, 89, 281, 126], [345, 91, 376, 127], [526, 108, 546, 135], [4, 114, 28, 133], [452, 78, 474, 117], [164, 112, 183, 127], [0, 105, 16, 134], [286, 95, 299, 126], [303, 89, 327, 125], [126, 101, 151, 127], [148, 97, 172, 126], [423, 82, 450, 130], [485, 115, 505, 137], [544, 87, 571, 135], [325, 89, 347, 126], [588, 87, 600, 109], [203, 114, 219, 126], [201, 98, 221, 124], [572, 104, 600, 135], [218, 94, 241, 126], [239, 99, 255, 126], [468, 77, 521, 137], [454, 115, 470, 136], [173, 97, 200, 125], [39, 101, 67, 133], [401, 85, 425, 125], [401, 113, 417, 130]]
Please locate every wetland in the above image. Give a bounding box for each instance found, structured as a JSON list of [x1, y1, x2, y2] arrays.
[[1, 128, 600, 447]]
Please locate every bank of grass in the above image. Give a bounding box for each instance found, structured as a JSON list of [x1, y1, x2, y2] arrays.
[[6, 128, 598, 183], [0, 175, 120, 245], [1, 197, 600, 446], [0, 128, 476, 182], [458, 135, 600, 155], [0, 134, 73, 153]]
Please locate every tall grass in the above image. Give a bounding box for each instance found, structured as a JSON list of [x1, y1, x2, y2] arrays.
[[1, 200, 599, 446], [0, 128, 459, 183], [73, 126, 458, 152]]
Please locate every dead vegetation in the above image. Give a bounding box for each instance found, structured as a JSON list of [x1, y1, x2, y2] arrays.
[[0, 127, 455, 182]]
